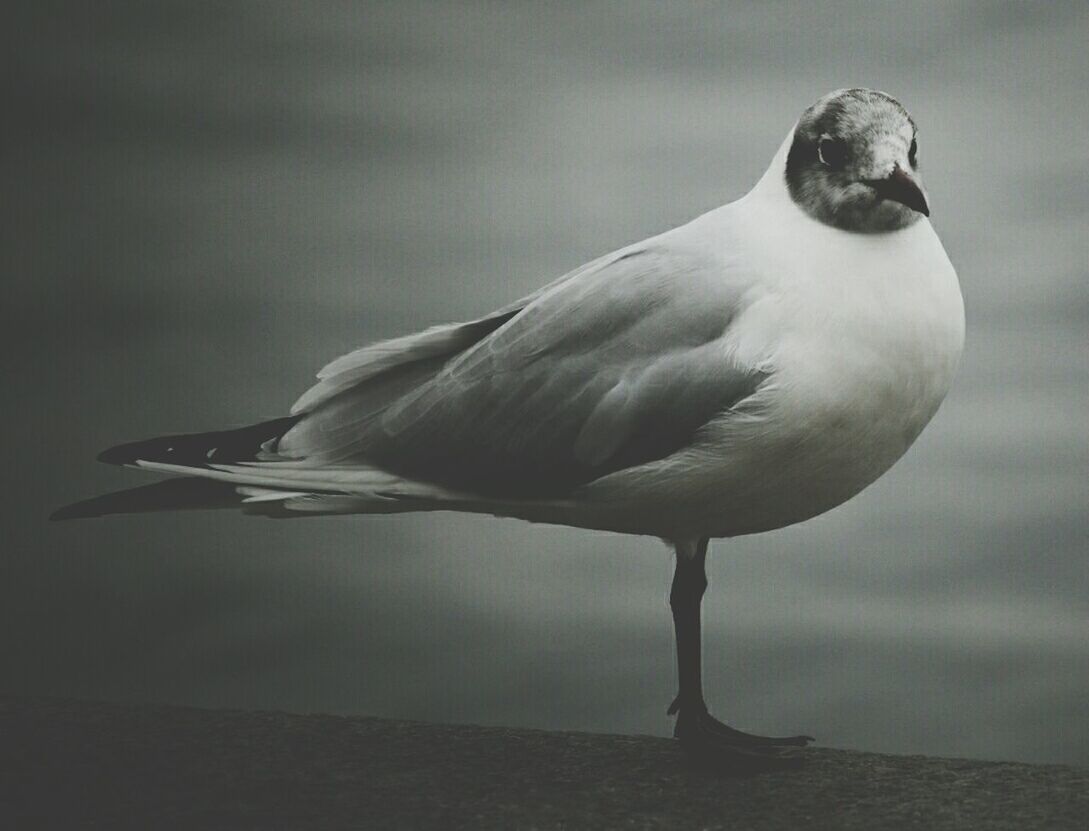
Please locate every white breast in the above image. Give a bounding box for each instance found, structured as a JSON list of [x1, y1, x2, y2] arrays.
[[694, 204, 965, 537], [561, 185, 963, 540]]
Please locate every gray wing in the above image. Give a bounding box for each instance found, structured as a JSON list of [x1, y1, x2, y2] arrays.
[[282, 244, 764, 497]]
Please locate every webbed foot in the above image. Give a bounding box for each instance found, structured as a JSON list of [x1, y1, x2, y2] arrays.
[[669, 698, 813, 772]]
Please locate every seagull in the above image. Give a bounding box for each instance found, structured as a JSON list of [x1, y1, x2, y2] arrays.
[[55, 89, 964, 770]]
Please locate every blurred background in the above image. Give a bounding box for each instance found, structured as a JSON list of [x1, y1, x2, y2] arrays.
[[4, 2, 1086, 766]]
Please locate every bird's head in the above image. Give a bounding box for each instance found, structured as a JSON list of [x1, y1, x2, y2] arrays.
[[785, 88, 928, 233]]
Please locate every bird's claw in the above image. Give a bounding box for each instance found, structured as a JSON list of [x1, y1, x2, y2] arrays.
[[669, 700, 813, 772]]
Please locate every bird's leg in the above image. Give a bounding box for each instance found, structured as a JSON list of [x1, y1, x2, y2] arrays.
[[669, 538, 711, 719], [668, 538, 813, 767]]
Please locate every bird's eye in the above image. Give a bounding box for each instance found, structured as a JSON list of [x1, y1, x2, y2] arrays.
[[817, 137, 848, 169], [908, 138, 918, 168]]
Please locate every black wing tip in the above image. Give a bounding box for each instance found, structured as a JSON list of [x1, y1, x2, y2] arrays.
[[97, 441, 143, 466], [94, 416, 301, 468]]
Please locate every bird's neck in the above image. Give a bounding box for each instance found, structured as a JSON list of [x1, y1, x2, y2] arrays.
[[747, 129, 797, 206]]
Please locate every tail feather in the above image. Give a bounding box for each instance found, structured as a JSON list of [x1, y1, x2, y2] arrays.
[[50, 478, 402, 521], [56, 415, 471, 520], [51, 478, 246, 520], [60, 417, 553, 522], [133, 459, 413, 495]]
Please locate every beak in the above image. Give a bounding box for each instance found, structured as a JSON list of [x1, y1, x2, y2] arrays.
[[870, 165, 929, 216]]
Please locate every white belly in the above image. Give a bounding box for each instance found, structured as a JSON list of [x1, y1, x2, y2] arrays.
[[576, 217, 965, 539], [705, 219, 963, 536]]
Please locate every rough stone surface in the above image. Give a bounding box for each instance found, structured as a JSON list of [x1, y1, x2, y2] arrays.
[[1, 696, 1085, 830]]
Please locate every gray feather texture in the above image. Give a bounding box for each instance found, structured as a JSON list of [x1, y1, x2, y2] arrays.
[[278, 244, 763, 496]]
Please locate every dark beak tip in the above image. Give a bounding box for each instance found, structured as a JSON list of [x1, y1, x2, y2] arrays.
[[872, 167, 929, 217]]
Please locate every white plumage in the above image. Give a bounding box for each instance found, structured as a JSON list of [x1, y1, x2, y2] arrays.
[[119, 103, 962, 544], [60, 88, 965, 765]]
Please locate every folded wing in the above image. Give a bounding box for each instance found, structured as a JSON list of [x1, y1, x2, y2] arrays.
[[279, 243, 764, 497]]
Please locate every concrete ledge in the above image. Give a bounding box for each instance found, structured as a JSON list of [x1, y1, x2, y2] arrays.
[[1, 696, 1085, 829]]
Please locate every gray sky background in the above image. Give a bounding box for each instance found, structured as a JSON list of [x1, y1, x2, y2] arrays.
[[4, 2, 1087, 765]]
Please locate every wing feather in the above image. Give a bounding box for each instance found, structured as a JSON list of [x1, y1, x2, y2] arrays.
[[280, 240, 765, 497], [289, 252, 614, 415]]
